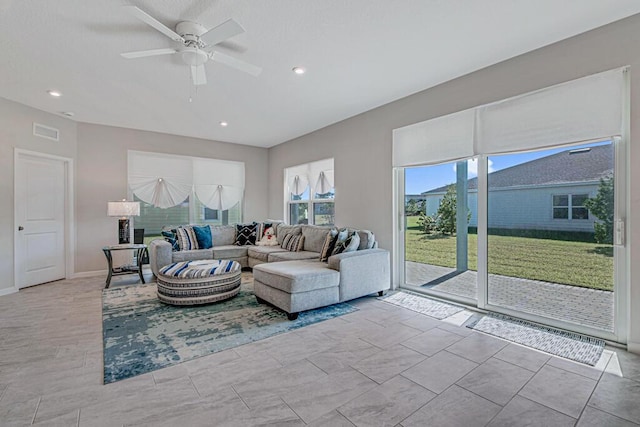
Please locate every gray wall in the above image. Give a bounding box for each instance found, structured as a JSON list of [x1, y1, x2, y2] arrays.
[[76, 123, 268, 273], [267, 14, 640, 350], [0, 98, 78, 294]]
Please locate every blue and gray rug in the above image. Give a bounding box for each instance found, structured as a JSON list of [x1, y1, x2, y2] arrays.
[[102, 276, 357, 383], [467, 314, 605, 366]]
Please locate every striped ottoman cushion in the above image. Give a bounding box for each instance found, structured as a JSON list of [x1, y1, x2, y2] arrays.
[[156, 260, 241, 306]]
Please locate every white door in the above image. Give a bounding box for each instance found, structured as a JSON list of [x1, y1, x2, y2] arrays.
[[15, 153, 66, 288]]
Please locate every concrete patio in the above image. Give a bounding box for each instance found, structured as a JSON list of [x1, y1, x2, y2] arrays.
[[405, 262, 614, 332]]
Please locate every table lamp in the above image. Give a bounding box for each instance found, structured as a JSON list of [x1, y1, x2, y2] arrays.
[[107, 200, 140, 244]]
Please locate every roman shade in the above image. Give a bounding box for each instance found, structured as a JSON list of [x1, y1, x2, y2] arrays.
[[477, 68, 625, 154], [286, 158, 334, 197], [392, 67, 626, 167], [392, 108, 475, 167], [193, 158, 245, 210], [128, 151, 245, 210]]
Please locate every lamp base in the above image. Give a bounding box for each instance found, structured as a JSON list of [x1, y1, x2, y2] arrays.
[[118, 218, 130, 244]]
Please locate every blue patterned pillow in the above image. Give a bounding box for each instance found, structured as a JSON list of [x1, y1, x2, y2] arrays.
[[161, 229, 179, 251], [235, 223, 258, 246], [192, 225, 213, 249]]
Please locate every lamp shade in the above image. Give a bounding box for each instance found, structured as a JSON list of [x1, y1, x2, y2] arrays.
[[107, 201, 140, 217]]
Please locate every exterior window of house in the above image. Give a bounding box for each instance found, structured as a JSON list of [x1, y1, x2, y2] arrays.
[[553, 194, 589, 220], [285, 159, 334, 225]]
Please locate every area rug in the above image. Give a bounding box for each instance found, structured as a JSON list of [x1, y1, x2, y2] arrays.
[[379, 291, 464, 320], [467, 314, 605, 366], [102, 276, 357, 383]]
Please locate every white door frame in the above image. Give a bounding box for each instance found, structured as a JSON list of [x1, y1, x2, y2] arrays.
[[14, 149, 75, 290]]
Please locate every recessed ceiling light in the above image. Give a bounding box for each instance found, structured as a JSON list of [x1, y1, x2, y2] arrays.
[[292, 67, 305, 75], [219, 121, 228, 127], [47, 90, 62, 97], [61, 111, 75, 117]]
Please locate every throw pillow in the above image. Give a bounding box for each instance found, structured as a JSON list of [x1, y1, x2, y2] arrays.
[[257, 222, 273, 241], [282, 233, 305, 252], [192, 225, 213, 249], [175, 226, 199, 251], [332, 230, 360, 256], [161, 229, 179, 251], [235, 223, 258, 246], [319, 228, 339, 262]]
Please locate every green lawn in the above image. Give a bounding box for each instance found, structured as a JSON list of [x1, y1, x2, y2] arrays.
[[405, 216, 613, 291]]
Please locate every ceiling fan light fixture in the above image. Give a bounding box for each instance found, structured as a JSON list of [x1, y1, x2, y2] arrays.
[[47, 90, 62, 97], [219, 121, 228, 127], [181, 48, 209, 66], [292, 67, 306, 75]]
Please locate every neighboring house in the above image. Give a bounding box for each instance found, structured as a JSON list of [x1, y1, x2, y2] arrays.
[[421, 145, 613, 232]]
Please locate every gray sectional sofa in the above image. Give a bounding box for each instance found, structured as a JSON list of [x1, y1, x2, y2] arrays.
[[149, 223, 390, 319]]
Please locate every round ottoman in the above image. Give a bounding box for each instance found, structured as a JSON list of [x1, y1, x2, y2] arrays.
[[156, 259, 241, 306]]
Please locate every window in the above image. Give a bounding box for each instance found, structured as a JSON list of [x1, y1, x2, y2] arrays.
[[553, 194, 589, 220], [285, 159, 334, 225], [128, 151, 245, 236]]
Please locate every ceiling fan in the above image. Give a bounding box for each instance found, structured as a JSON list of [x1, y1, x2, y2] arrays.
[[120, 5, 262, 86]]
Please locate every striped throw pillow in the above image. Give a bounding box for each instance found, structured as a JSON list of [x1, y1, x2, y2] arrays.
[[319, 228, 339, 262], [282, 233, 305, 252], [175, 226, 199, 251]]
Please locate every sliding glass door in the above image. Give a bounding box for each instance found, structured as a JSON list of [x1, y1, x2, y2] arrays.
[[485, 141, 616, 333], [404, 159, 478, 304], [398, 138, 626, 340]]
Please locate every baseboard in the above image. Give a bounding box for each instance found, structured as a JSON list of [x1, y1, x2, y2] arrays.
[[71, 270, 106, 279], [0, 286, 18, 297], [627, 341, 640, 355]]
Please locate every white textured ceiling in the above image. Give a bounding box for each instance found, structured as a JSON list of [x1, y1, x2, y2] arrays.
[[1, 1, 639, 148]]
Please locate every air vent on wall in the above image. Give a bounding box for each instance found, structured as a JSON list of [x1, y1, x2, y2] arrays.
[[33, 122, 59, 141]]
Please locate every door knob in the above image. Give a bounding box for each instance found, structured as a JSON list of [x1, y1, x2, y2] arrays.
[[18, 226, 24, 231]]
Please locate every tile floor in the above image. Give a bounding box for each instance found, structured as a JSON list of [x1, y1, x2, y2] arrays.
[[0, 272, 639, 426]]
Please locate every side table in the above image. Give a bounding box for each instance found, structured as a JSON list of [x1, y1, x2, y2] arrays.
[[102, 244, 148, 288]]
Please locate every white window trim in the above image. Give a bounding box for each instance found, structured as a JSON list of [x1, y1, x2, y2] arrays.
[[284, 159, 335, 225], [552, 193, 590, 221]]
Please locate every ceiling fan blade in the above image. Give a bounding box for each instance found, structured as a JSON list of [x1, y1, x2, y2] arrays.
[[201, 19, 244, 46], [124, 5, 184, 42], [191, 65, 207, 85], [121, 48, 177, 59], [211, 51, 262, 76]]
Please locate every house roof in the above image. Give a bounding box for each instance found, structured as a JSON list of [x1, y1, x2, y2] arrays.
[[422, 144, 613, 195]]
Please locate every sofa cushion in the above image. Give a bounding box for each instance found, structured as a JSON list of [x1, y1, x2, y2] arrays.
[[172, 249, 214, 262], [332, 231, 360, 255], [253, 261, 339, 293], [247, 245, 288, 262], [176, 226, 199, 251], [282, 233, 305, 252], [319, 228, 339, 262], [192, 225, 213, 249], [268, 250, 320, 262], [301, 225, 332, 253], [213, 245, 249, 259], [209, 225, 236, 246], [235, 223, 258, 246], [276, 224, 302, 245]]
